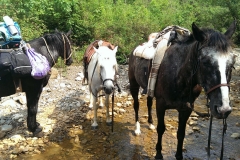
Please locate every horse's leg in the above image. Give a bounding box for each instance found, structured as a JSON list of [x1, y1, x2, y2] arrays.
[[155, 98, 166, 160], [89, 93, 93, 108], [25, 85, 43, 136], [91, 93, 99, 129], [99, 90, 104, 108], [147, 96, 155, 130], [105, 94, 112, 126], [130, 82, 140, 135], [175, 107, 192, 160]]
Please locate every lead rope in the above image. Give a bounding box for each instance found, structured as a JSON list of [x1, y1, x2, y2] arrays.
[[207, 113, 212, 160], [220, 118, 227, 160], [112, 90, 114, 132], [206, 97, 227, 160], [41, 37, 56, 65]]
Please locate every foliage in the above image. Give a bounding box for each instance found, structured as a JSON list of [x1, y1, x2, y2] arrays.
[[0, 0, 239, 64]]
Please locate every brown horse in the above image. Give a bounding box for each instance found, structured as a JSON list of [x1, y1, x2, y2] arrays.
[[154, 21, 236, 159]]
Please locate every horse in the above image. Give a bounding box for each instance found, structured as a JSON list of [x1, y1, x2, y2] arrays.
[[86, 40, 118, 129], [0, 30, 73, 136], [128, 26, 191, 135], [154, 21, 236, 160]]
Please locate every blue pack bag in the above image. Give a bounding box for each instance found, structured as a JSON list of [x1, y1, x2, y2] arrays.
[[0, 16, 22, 49]]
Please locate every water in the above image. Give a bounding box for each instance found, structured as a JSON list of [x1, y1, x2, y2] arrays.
[[18, 88, 240, 160]]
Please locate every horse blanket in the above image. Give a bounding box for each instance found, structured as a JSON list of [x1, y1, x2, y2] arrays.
[[147, 25, 191, 97]]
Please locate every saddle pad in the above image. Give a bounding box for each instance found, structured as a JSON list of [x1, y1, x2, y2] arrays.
[[0, 49, 32, 77], [133, 41, 155, 59]]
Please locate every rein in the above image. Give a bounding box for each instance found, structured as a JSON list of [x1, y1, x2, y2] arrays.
[[189, 42, 229, 160], [41, 33, 72, 66], [206, 83, 229, 160]]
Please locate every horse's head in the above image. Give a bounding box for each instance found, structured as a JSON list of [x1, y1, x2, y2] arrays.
[[94, 45, 118, 94], [193, 21, 237, 119]]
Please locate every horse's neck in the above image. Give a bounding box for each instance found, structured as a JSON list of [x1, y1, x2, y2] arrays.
[[31, 38, 61, 67], [177, 42, 199, 85]]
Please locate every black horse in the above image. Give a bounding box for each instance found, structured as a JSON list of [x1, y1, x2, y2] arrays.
[[128, 26, 190, 135], [128, 54, 154, 135], [0, 30, 73, 136], [154, 21, 236, 159]]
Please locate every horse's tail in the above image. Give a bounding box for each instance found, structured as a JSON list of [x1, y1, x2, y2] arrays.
[[82, 57, 88, 85]]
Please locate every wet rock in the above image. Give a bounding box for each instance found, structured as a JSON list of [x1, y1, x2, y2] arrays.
[[81, 139, 88, 144], [236, 122, 240, 127], [192, 126, 200, 132], [188, 120, 198, 126]]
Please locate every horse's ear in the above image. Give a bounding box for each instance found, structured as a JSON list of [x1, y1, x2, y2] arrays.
[[55, 28, 59, 32], [224, 20, 237, 39], [113, 46, 118, 52], [66, 30, 72, 37], [113, 46, 118, 56], [192, 22, 206, 42]]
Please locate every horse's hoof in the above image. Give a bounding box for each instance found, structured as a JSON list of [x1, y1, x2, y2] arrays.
[[32, 126, 43, 137], [134, 130, 141, 136], [106, 121, 112, 126], [155, 154, 163, 160], [91, 125, 98, 130]]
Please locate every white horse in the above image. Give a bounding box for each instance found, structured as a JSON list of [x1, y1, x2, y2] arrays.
[[87, 41, 118, 129]]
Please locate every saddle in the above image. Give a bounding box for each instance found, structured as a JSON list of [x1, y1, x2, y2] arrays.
[[83, 40, 115, 64]]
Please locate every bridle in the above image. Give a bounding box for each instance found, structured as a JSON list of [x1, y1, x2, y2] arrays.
[[41, 33, 72, 66], [190, 42, 230, 160]]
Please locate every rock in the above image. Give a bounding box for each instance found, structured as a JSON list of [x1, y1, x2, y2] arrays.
[[75, 77, 82, 81], [0, 125, 13, 132], [231, 133, 240, 139], [192, 126, 200, 132]]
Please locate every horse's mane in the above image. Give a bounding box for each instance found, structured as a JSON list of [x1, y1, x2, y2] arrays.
[[177, 28, 232, 54], [43, 31, 65, 47]]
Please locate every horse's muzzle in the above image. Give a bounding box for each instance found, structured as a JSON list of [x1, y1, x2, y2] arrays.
[[213, 104, 232, 119], [103, 86, 114, 95]]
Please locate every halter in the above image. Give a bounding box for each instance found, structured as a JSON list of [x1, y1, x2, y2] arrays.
[[41, 33, 72, 66], [189, 41, 229, 160]]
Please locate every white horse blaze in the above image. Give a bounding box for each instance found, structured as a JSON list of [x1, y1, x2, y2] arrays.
[[217, 55, 231, 114]]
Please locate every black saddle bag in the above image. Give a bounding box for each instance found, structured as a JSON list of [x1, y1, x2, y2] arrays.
[[0, 49, 32, 77]]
